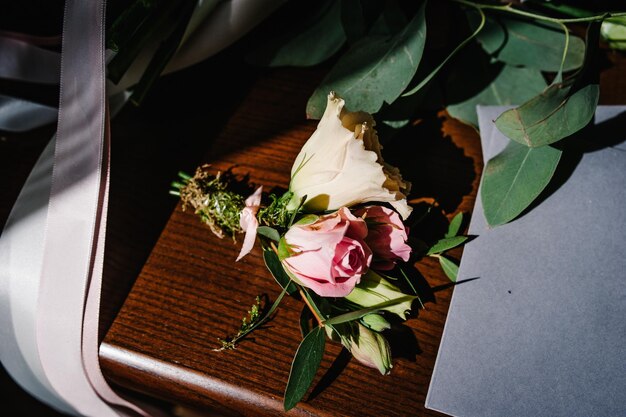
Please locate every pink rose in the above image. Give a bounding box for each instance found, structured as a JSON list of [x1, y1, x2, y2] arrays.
[[355, 206, 411, 270], [283, 207, 372, 297]]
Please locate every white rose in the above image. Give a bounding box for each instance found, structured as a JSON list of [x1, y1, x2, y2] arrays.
[[287, 92, 412, 219]]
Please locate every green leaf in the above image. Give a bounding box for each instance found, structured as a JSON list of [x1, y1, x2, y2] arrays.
[[474, 15, 585, 72], [481, 140, 562, 226], [293, 214, 319, 226], [306, 1, 427, 118], [445, 212, 464, 238], [369, 0, 408, 37], [284, 327, 326, 411], [495, 81, 600, 148], [262, 248, 298, 295], [130, 0, 197, 106], [427, 236, 468, 256], [438, 256, 459, 282], [257, 226, 280, 242], [247, 0, 346, 67], [277, 237, 292, 260], [323, 295, 416, 326], [447, 65, 547, 127], [107, 1, 181, 84], [361, 313, 391, 332], [402, 5, 486, 98], [494, 20, 602, 148]]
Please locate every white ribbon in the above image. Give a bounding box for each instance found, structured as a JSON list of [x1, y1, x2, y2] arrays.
[[0, 0, 287, 415], [0, 95, 58, 132]]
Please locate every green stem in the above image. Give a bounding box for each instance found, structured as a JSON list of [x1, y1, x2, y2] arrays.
[[554, 21, 569, 84], [452, 0, 624, 24], [299, 287, 324, 327], [214, 287, 288, 351], [403, 4, 486, 97]]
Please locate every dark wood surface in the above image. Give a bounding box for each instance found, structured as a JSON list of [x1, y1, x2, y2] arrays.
[[99, 64, 483, 416]]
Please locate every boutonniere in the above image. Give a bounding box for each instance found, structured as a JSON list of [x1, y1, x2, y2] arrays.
[[171, 92, 466, 410]]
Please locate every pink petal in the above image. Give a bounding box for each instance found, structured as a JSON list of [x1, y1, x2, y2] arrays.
[[236, 186, 262, 261]]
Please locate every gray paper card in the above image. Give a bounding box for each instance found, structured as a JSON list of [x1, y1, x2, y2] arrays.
[[425, 106, 626, 417]]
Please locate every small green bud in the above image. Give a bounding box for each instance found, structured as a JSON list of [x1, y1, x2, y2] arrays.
[[361, 314, 391, 332], [346, 271, 416, 319]]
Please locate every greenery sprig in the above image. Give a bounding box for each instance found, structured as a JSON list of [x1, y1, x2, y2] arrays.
[[248, 0, 626, 227]]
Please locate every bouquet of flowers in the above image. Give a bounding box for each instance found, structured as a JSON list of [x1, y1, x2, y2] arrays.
[[171, 91, 467, 410]]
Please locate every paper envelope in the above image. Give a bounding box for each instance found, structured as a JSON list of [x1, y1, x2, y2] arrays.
[[425, 106, 626, 417]]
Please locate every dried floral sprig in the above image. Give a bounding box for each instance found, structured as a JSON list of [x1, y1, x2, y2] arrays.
[[172, 166, 245, 240]]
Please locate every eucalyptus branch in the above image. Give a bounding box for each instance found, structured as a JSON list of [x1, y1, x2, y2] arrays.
[[554, 21, 570, 84], [452, 0, 625, 24]]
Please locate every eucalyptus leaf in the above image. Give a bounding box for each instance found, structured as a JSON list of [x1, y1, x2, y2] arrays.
[[474, 15, 585, 72], [495, 81, 600, 148], [257, 226, 280, 242], [283, 327, 326, 411], [438, 256, 459, 282], [494, 20, 602, 148], [445, 212, 464, 238], [247, 0, 346, 67], [369, 0, 408, 37], [481, 140, 562, 226], [263, 248, 298, 295], [306, 1, 427, 119], [427, 236, 467, 256], [447, 65, 546, 127]]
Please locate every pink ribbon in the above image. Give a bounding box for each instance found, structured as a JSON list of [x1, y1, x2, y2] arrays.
[[236, 186, 263, 261]]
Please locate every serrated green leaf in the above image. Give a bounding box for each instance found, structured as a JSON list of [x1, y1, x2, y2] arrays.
[[257, 226, 280, 242], [306, 1, 427, 119], [495, 82, 599, 147], [474, 15, 585, 72], [481, 140, 562, 226], [283, 327, 326, 411], [323, 295, 416, 326], [247, 0, 346, 67], [447, 65, 547, 127], [427, 236, 468, 256], [263, 248, 298, 295], [438, 256, 459, 282], [445, 212, 464, 238]]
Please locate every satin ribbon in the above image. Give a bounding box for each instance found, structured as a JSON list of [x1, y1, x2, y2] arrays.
[[0, 0, 286, 415], [0, 95, 58, 132], [0, 36, 60, 84]]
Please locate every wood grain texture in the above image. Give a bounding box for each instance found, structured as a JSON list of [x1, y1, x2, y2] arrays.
[[100, 64, 483, 417]]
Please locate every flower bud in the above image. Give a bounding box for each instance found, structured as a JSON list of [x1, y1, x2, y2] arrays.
[[350, 323, 393, 375], [361, 314, 391, 332], [345, 271, 415, 319], [287, 92, 411, 219]]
